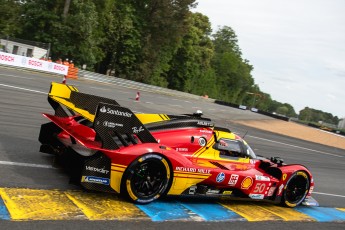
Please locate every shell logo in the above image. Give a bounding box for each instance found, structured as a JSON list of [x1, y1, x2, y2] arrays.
[[241, 176, 253, 189]]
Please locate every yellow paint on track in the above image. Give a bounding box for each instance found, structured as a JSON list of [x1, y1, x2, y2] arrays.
[[0, 188, 85, 220], [65, 191, 147, 220], [259, 204, 316, 221], [0, 187, 343, 222], [220, 201, 282, 221]]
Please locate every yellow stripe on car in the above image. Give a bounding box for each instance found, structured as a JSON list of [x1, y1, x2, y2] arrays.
[[110, 164, 127, 193]]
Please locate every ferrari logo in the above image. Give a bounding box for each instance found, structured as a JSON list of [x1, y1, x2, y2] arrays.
[[282, 174, 287, 181]]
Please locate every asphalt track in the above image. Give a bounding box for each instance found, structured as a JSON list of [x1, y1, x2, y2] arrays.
[[0, 67, 344, 229]]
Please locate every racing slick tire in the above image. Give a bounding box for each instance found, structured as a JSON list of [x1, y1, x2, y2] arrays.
[[121, 154, 171, 204], [281, 171, 310, 207]]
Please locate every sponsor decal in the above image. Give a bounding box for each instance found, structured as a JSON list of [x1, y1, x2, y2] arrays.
[[241, 176, 253, 189], [0, 54, 15, 62], [28, 60, 43, 67], [223, 191, 233, 195], [216, 172, 225, 183], [21, 57, 27, 65], [253, 183, 266, 193], [228, 174, 239, 186], [175, 167, 210, 174], [53, 64, 65, 71], [176, 148, 188, 152], [100, 106, 107, 113], [85, 166, 109, 174], [197, 121, 212, 126], [82, 176, 109, 185], [206, 189, 220, 195], [249, 194, 264, 199], [48, 62, 53, 69], [198, 137, 207, 146], [99, 106, 132, 117], [199, 129, 213, 134], [255, 175, 271, 181], [103, 121, 123, 128], [282, 173, 287, 181], [132, 126, 144, 134], [189, 186, 197, 195], [278, 184, 284, 196], [267, 187, 276, 196]]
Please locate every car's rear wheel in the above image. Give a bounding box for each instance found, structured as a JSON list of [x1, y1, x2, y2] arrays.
[[282, 171, 310, 207], [121, 154, 171, 204]]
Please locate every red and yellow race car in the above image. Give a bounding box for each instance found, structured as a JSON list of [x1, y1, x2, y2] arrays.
[[39, 82, 316, 207]]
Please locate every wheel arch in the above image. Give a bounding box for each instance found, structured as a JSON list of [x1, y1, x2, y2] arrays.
[[119, 152, 174, 203]]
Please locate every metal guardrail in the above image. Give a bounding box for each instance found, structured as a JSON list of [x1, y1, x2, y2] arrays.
[[0, 63, 212, 101], [78, 70, 213, 101]]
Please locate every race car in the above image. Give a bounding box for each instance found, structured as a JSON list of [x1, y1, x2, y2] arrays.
[[38, 82, 317, 207]]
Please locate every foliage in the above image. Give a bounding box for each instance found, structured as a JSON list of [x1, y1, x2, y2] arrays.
[[211, 26, 254, 103], [167, 12, 214, 95], [0, 0, 338, 120], [299, 107, 339, 125], [0, 0, 23, 37], [18, 0, 103, 67]]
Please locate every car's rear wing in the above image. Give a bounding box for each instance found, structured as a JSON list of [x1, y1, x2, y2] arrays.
[[48, 82, 120, 121], [45, 82, 157, 150]]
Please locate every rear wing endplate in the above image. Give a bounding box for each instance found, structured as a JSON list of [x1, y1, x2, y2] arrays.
[[46, 82, 157, 150], [94, 103, 157, 149]]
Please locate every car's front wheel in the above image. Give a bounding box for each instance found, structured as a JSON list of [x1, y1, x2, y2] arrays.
[[282, 171, 310, 207], [121, 154, 171, 204]]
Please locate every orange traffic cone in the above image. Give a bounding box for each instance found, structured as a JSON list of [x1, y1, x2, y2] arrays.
[[135, 92, 140, 101]]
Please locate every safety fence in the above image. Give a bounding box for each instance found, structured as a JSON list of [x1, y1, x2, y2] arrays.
[[78, 70, 207, 101]]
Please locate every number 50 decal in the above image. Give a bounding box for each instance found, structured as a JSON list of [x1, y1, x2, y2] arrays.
[[253, 183, 266, 193]]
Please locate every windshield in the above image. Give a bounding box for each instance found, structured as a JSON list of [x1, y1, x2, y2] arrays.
[[215, 138, 257, 159], [242, 140, 257, 159]]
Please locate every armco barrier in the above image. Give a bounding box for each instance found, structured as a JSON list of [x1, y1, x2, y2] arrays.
[[255, 109, 290, 121], [78, 70, 207, 101], [214, 99, 290, 121]]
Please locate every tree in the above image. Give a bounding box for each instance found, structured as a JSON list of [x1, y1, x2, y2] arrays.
[[167, 12, 214, 95], [134, 0, 197, 86], [211, 26, 255, 103], [0, 0, 22, 37], [299, 107, 339, 124], [18, 0, 103, 67]]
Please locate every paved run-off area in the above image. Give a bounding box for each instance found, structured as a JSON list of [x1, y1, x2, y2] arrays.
[[233, 120, 345, 150], [0, 188, 344, 222]]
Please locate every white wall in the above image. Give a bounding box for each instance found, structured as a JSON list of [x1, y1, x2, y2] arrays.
[[0, 39, 48, 59]]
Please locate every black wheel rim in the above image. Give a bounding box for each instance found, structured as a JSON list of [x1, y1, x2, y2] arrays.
[[131, 159, 167, 199], [285, 175, 309, 204]]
